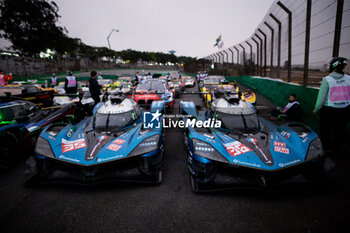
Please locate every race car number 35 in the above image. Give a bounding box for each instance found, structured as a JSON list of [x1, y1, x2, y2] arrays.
[[224, 141, 252, 157], [62, 138, 87, 153]]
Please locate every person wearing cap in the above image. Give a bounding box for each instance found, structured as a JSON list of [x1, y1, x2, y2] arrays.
[[64, 70, 77, 94], [50, 73, 57, 87], [0, 69, 13, 86], [313, 57, 350, 155]]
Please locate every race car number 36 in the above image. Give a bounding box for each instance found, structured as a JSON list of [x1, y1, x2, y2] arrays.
[[224, 141, 252, 157]]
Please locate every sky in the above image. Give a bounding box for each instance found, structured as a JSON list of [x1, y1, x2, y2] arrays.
[[54, 0, 275, 58], [0, 0, 275, 58]]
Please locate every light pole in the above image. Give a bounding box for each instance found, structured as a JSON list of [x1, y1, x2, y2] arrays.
[[107, 29, 119, 49]]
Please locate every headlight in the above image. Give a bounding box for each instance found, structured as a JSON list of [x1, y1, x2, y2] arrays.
[[193, 139, 227, 163], [130, 134, 160, 157], [305, 138, 323, 161], [35, 137, 55, 158]]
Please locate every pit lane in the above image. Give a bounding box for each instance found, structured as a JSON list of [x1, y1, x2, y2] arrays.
[[0, 70, 349, 233]]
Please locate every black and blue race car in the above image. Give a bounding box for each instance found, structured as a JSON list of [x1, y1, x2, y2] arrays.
[[0, 97, 80, 168], [179, 93, 324, 192], [29, 93, 165, 185]]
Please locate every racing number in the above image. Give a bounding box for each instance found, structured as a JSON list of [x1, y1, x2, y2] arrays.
[[225, 142, 251, 157]]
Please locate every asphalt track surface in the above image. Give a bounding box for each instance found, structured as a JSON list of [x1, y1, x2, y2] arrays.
[[1, 70, 350, 233]]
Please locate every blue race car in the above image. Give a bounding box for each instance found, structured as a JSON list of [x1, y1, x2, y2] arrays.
[[179, 93, 324, 192], [0, 98, 80, 168], [29, 94, 164, 185]]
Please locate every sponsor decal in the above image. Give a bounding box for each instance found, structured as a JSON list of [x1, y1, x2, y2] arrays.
[[273, 141, 286, 147], [274, 146, 290, 154], [302, 137, 309, 143], [233, 159, 262, 168], [280, 130, 290, 139], [59, 155, 80, 163], [273, 141, 289, 154], [97, 154, 123, 162], [113, 139, 126, 144], [62, 138, 87, 153], [66, 129, 74, 138], [107, 144, 122, 152], [206, 138, 216, 144], [203, 133, 214, 139], [279, 159, 301, 168], [224, 141, 252, 157]]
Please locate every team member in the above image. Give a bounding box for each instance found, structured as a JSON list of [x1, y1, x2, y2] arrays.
[[270, 93, 301, 121], [64, 71, 77, 94], [51, 73, 57, 87], [313, 57, 350, 155], [0, 70, 12, 86], [89, 71, 102, 105]]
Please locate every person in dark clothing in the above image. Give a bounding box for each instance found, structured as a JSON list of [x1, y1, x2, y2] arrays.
[[270, 93, 301, 121], [89, 71, 102, 105]]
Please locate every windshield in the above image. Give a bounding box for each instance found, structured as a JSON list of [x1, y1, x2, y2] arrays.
[[136, 82, 164, 92], [216, 111, 259, 133], [0, 105, 21, 122], [93, 110, 136, 132]]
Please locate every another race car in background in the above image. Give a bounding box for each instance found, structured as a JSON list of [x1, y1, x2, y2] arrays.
[[0, 85, 55, 107], [168, 80, 182, 98], [29, 93, 165, 185], [181, 76, 196, 88], [133, 80, 174, 112], [179, 92, 323, 192], [0, 98, 82, 168]]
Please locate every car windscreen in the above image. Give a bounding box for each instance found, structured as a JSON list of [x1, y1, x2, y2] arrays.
[[216, 111, 259, 133], [0, 105, 21, 122], [93, 111, 136, 132], [136, 82, 164, 92]]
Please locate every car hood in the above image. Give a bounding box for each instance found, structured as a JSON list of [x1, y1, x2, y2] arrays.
[[41, 118, 160, 166]]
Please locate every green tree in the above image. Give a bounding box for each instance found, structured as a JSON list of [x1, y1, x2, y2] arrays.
[[0, 0, 67, 55]]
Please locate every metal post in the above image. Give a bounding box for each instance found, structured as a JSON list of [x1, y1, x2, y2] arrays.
[[255, 34, 263, 76], [252, 38, 259, 76], [264, 22, 274, 78], [239, 44, 246, 68], [234, 46, 239, 66], [303, 0, 312, 86], [223, 50, 229, 63], [270, 13, 281, 79], [258, 29, 267, 77], [213, 54, 218, 63], [228, 48, 234, 64], [277, 1, 292, 82], [333, 0, 344, 57], [246, 41, 253, 62]]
